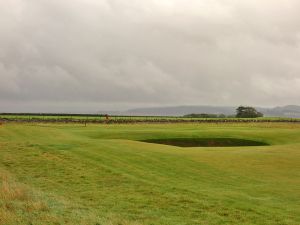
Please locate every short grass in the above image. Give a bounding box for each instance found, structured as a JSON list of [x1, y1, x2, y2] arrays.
[[0, 123, 299, 225]]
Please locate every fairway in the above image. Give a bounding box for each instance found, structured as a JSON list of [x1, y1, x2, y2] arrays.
[[0, 123, 300, 225]]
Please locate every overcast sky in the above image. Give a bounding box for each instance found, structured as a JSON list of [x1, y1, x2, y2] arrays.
[[1, 0, 300, 112]]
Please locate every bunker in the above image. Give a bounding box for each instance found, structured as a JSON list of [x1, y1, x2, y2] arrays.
[[140, 138, 269, 147]]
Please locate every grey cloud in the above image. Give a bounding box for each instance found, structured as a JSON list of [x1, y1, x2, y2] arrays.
[[0, 0, 300, 112]]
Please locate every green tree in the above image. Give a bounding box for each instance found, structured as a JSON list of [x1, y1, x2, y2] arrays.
[[236, 106, 264, 118]]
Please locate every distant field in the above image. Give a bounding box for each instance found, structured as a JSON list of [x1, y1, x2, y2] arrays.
[[1, 113, 300, 123], [0, 123, 300, 224]]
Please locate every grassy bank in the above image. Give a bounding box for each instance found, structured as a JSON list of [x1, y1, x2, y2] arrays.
[[0, 123, 299, 224]]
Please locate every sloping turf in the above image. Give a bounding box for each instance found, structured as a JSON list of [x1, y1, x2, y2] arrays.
[[0, 123, 299, 224]]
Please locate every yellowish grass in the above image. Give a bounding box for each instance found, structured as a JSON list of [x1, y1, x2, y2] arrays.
[[25, 201, 49, 212], [0, 170, 139, 225], [42, 152, 64, 162], [101, 215, 143, 225], [0, 174, 29, 201], [0, 171, 51, 225]]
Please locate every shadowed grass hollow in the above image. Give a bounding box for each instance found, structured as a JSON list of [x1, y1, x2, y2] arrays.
[[140, 138, 269, 147]]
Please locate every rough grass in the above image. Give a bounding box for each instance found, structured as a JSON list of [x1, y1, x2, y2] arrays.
[[0, 170, 49, 224], [0, 123, 299, 224]]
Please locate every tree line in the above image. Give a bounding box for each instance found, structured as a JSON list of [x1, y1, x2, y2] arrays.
[[184, 106, 264, 118]]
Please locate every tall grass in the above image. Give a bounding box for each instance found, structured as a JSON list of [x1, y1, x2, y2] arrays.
[[0, 170, 52, 224], [0, 170, 143, 225]]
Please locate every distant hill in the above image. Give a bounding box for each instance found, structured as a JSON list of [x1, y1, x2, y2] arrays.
[[259, 105, 300, 118], [125, 106, 236, 116], [99, 105, 300, 118]]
